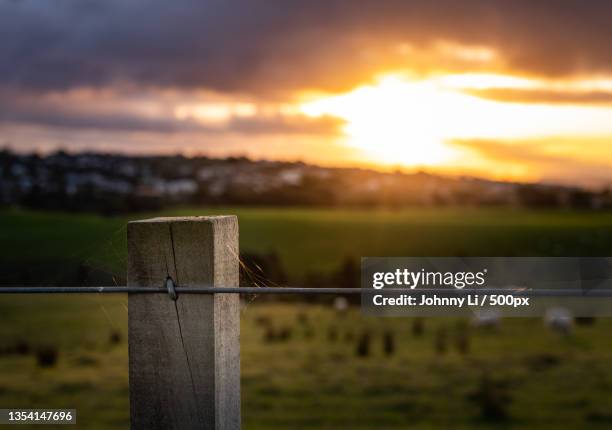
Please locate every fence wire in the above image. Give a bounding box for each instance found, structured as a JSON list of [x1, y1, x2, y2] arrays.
[[1, 286, 612, 296]]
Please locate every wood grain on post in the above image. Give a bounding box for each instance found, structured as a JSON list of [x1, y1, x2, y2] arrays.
[[128, 216, 240, 430]]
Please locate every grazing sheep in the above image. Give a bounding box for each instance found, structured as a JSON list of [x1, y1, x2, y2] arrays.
[[333, 296, 349, 316], [109, 330, 122, 345], [544, 307, 573, 335], [254, 315, 272, 327], [412, 318, 425, 337], [383, 330, 395, 357], [264, 326, 292, 343], [15, 340, 31, 355], [575, 316, 596, 326], [472, 309, 502, 329], [470, 372, 510, 421], [277, 326, 292, 342], [263, 326, 276, 343], [356, 332, 370, 358], [36, 346, 58, 368], [434, 328, 448, 355]]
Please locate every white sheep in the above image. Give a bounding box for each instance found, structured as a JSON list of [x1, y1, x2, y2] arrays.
[[544, 307, 573, 335]]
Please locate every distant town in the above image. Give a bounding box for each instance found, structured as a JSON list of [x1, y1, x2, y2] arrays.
[[1, 150, 610, 214]]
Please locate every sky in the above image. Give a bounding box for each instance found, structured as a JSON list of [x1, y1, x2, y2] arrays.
[[1, 0, 612, 187]]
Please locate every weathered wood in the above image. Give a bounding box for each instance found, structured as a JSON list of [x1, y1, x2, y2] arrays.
[[128, 216, 240, 430]]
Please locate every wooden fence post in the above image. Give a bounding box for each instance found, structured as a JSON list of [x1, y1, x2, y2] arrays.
[[127, 216, 240, 430]]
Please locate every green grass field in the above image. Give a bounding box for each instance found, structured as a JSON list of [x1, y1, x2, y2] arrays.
[[2, 206, 612, 281], [1, 207, 612, 429], [2, 298, 612, 429]]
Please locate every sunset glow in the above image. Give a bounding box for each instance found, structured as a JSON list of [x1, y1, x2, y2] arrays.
[[301, 77, 457, 166], [299, 73, 612, 179], [3, 1, 612, 187]]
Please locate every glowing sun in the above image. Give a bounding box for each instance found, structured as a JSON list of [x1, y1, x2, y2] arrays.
[[300, 76, 463, 166]]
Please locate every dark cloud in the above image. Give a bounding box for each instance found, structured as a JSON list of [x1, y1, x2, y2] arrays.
[[0, 95, 342, 135], [0, 103, 201, 133], [2, 1, 612, 96]]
